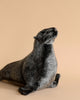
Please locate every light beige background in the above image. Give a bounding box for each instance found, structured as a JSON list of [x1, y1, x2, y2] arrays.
[[0, 0, 80, 100]]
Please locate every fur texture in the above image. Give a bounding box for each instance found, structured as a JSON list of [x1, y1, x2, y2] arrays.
[[0, 27, 60, 95]]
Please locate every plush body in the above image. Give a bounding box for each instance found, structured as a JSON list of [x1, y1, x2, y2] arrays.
[[0, 27, 60, 95]]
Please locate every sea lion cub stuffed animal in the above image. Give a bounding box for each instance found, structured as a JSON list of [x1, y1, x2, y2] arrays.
[[0, 27, 60, 95]]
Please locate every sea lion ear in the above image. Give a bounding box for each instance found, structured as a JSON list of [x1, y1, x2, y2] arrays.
[[34, 36, 39, 40], [34, 36, 42, 43]]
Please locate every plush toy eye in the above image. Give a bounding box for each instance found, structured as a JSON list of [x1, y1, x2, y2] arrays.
[[41, 29, 47, 34], [41, 31, 45, 34]]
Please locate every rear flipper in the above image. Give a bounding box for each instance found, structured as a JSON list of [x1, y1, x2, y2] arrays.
[[49, 73, 60, 88], [0, 70, 3, 81]]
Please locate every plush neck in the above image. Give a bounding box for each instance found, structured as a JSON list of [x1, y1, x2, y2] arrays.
[[32, 40, 43, 59], [32, 40, 53, 60]]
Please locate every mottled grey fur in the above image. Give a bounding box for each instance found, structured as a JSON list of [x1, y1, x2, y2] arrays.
[[0, 27, 60, 95]]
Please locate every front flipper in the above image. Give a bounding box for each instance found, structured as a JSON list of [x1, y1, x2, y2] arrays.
[[49, 73, 60, 88], [18, 86, 34, 95]]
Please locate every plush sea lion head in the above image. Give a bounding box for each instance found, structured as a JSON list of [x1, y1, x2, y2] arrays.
[[34, 27, 58, 44]]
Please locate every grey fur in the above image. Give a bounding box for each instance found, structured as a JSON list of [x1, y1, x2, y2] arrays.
[[0, 27, 60, 95], [37, 45, 57, 90]]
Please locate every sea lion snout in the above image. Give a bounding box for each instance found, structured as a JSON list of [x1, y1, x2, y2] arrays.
[[47, 27, 58, 37]]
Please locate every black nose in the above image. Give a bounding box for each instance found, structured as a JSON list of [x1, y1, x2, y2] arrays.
[[54, 28, 58, 36], [53, 27, 57, 33]]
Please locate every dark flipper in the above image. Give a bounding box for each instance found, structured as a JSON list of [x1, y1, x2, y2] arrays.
[[0, 70, 2, 81], [18, 86, 34, 95], [49, 73, 60, 88], [53, 73, 60, 86]]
